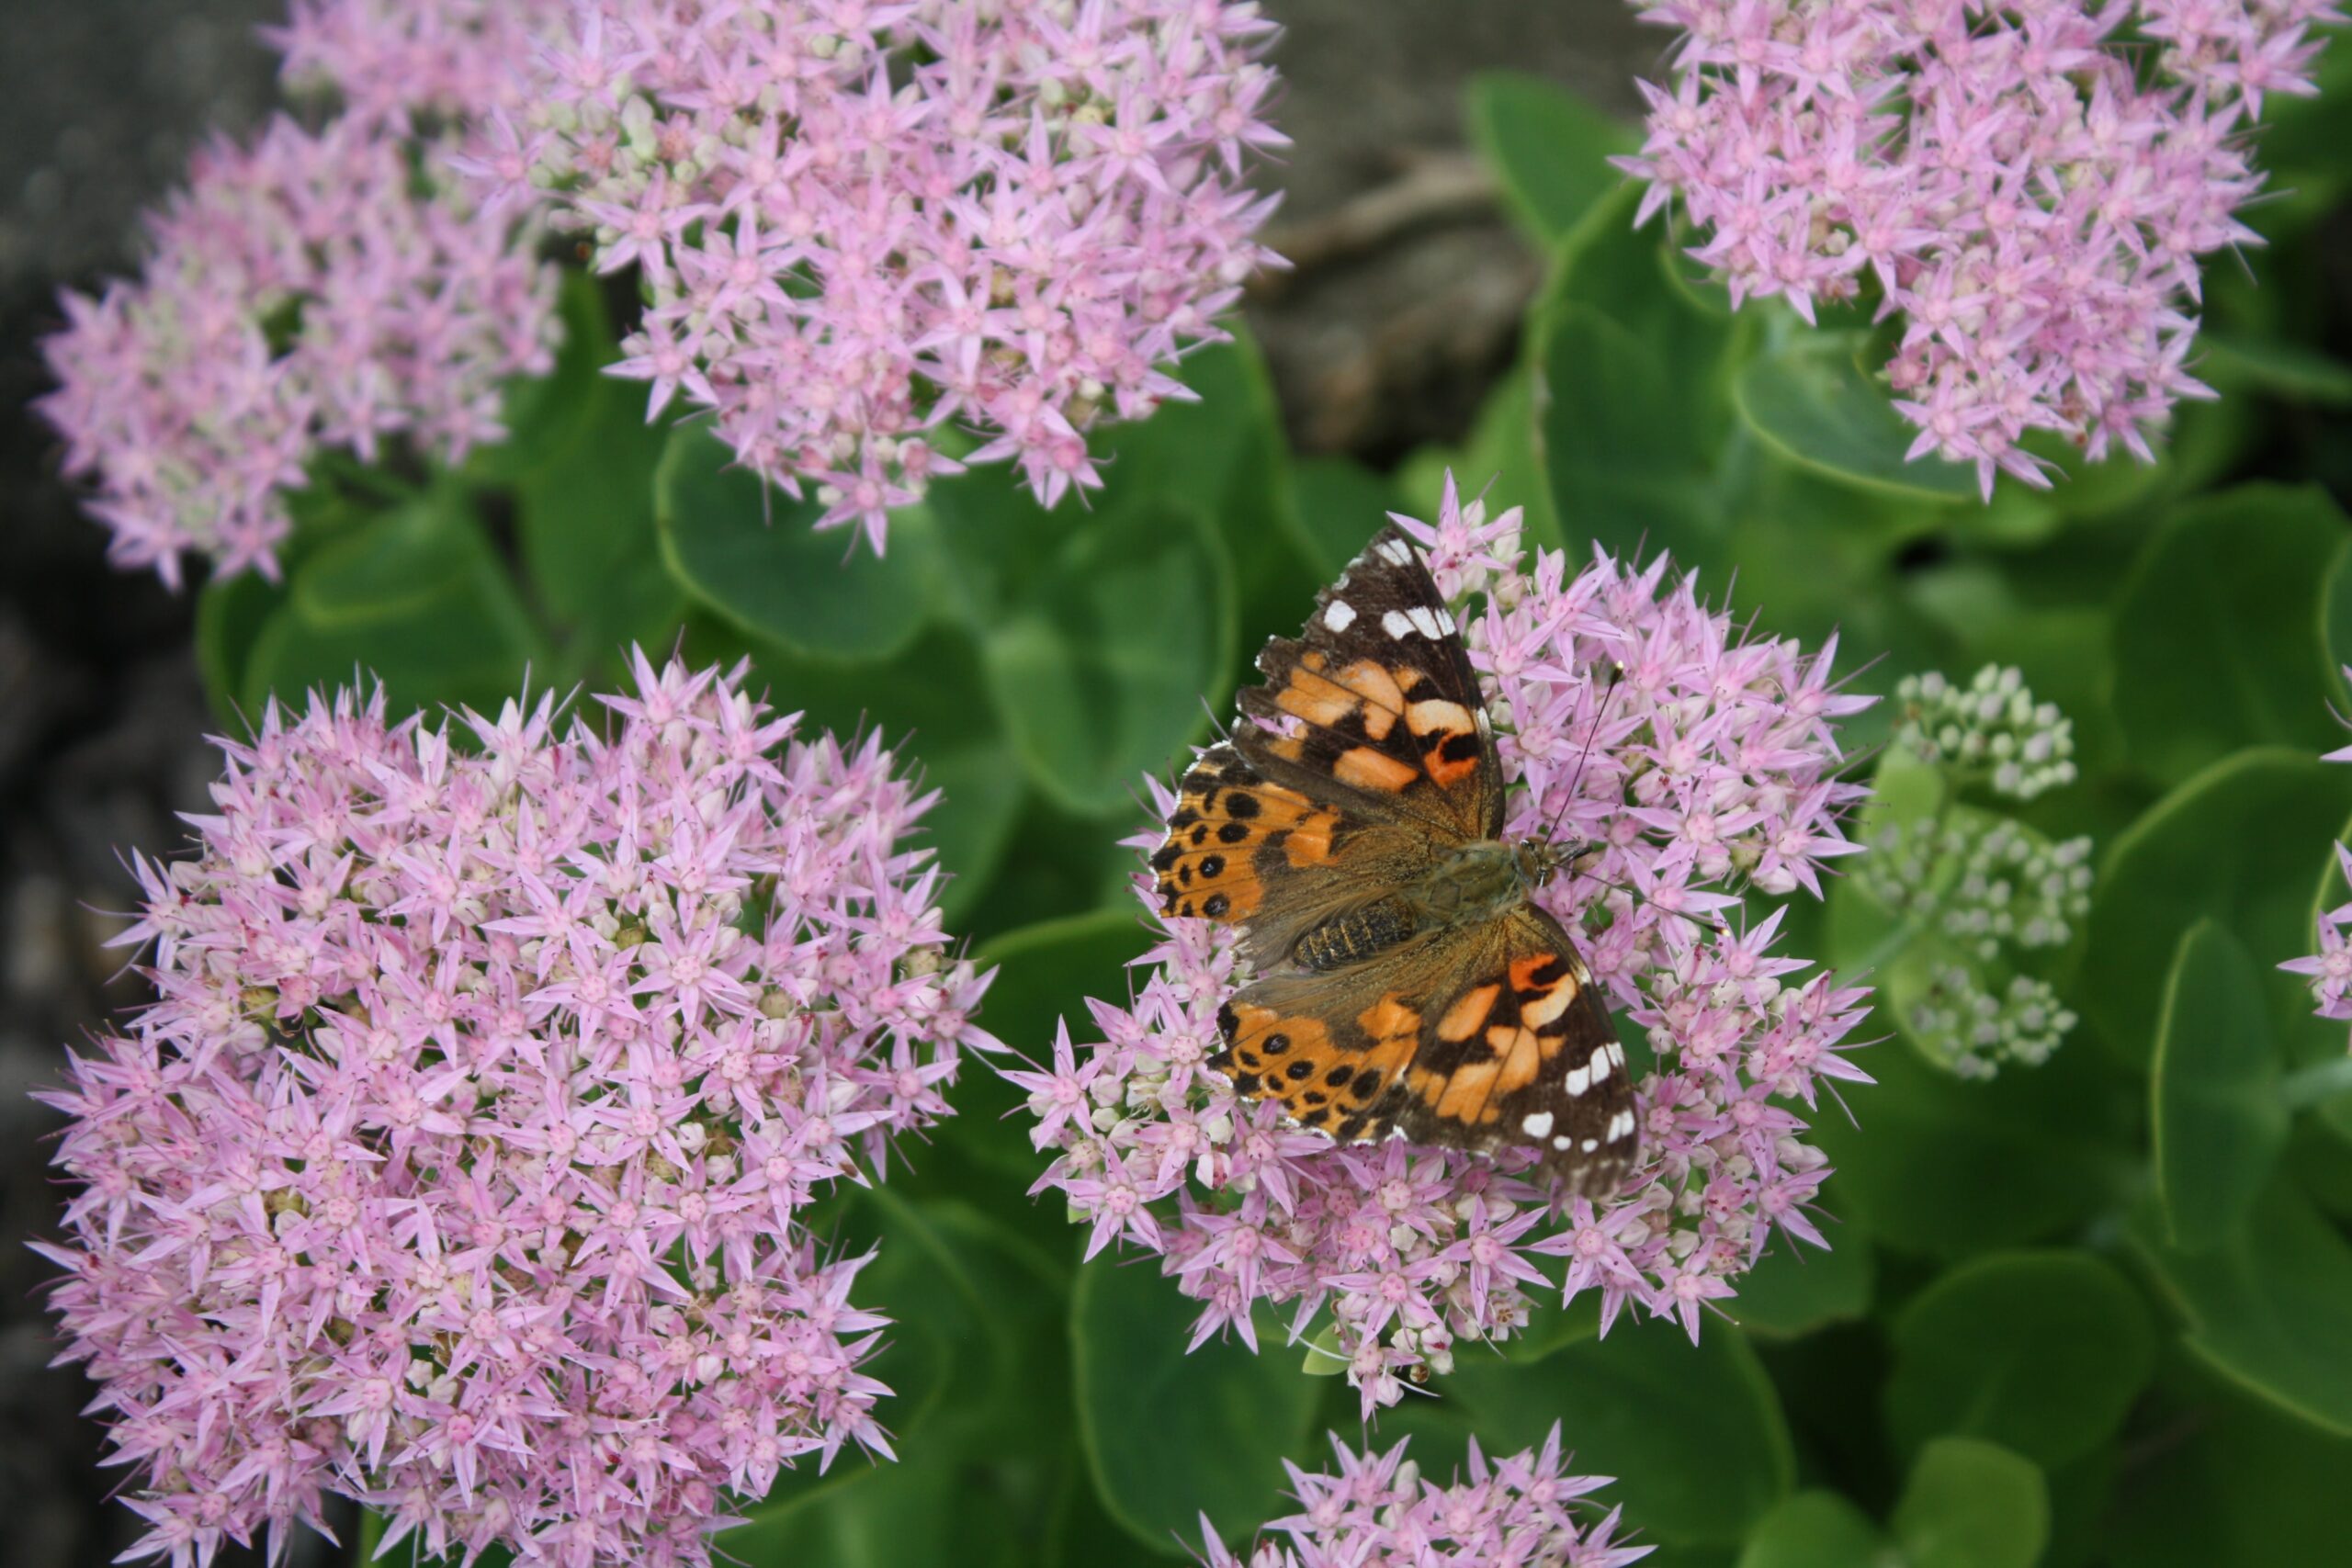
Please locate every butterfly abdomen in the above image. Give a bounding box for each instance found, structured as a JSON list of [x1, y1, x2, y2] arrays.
[[1293, 898, 1417, 972]]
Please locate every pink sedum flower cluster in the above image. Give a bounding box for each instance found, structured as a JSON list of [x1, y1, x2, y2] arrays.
[[34, 653, 996, 1568], [467, 0, 1287, 549], [1011, 479, 1875, 1414], [1198, 1427, 1651, 1568], [36, 106, 557, 587], [269, 0, 568, 130], [1621, 0, 2341, 496]]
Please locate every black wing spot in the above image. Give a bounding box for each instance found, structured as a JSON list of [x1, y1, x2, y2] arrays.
[[1218, 821, 1250, 843], [1191, 824, 1210, 845], [1324, 1065, 1353, 1089], [1301, 1090, 1328, 1108], [1203, 893, 1230, 918], [1232, 1071, 1261, 1094], [1225, 793, 1261, 819], [1262, 1032, 1292, 1055], [1438, 731, 1482, 763], [1284, 1058, 1316, 1081], [1198, 853, 1226, 878]]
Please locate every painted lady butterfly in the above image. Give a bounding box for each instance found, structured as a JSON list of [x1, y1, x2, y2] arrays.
[[1151, 525, 1636, 1194]]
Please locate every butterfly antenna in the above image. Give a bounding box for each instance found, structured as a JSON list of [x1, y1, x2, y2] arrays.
[[1544, 658, 1626, 853]]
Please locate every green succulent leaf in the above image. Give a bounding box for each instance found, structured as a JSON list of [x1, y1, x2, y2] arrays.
[[2132, 1178, 2352, 1437], [654, 422, 943, 662], [2111, 485, 2347, 787], [1734, 1491, 1885, 1568], [2080, 748, 2352, 1066], [1732, 332, 1976, 502], [1884, 1251, 2156, 1469], [1465, 73, 1637, 248], [1071, 1255, 1319, 1556], [241, 493, 544, 719], [2151, 920, 2290, 1248], [1444, 1314, 1795, 1548], [1890, 1438, 2049, 1568]]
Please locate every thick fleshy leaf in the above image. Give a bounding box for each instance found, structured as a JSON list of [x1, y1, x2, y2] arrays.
[[2111, 485, 2347, 786], [1445, 1314, 1795, 1547], [1730, 1227, 1875, 1340], [464, 270, 614, 487], [1398, 358, 1564, 550], [242, 494, 544, 718], [509, 290, 683, 684], [1734, 1492, 1884, 1568], [2152, 921, 2290, 1248], [2080, 748, 2352, 1066], [1733, 333, 1976, 502], [1809, 1029, 2137, 1258], [1088, 332, 1315, 643], [1532, 186, 1747, 560], [1287, 454, 1401, 580], [1465, 73, 1636, 247], [195, 565, 291, 728], [971, 500, 1235, 818], [729, 1195, 1067, 1566], [1884, 1251, 2156, 1469], [2109, 1360, 2352, 1568], [2133, 1179, 2352, 1437], [1071, 1255, 1319, 1555], [654, 422, 942, 662], [1891, 1438, 2049, 1568], [1534, 300, 1718, 559]]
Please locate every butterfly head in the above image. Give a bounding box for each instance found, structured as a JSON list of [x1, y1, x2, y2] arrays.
[[1509, 833, 1578, 896]]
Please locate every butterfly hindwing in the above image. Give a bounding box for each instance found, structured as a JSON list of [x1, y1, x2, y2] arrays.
[[1388, 908, 1635, 1193], [1210, 908, 1634, 1190], [1236, 526, 1501, 842]]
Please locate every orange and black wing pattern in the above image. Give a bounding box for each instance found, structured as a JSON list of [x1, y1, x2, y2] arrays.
[[1211, 907, 1634, 1192], [1234, 526, 1502, 842]]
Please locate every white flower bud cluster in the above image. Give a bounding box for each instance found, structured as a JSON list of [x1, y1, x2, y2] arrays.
[[1860, 815, 2093, 958], [1910, 968, 2078, 1080], [1894, 665, 2076, 801]]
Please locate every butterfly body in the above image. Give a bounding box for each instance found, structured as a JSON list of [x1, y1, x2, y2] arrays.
[[1151, 526, 1637, 1193]]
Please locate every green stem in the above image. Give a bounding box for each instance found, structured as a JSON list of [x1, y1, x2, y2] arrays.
[[2281, 1054, 2352, 1111]]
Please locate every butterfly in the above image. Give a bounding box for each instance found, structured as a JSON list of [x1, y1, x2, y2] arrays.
[[1149, 525, 1637, 1194]]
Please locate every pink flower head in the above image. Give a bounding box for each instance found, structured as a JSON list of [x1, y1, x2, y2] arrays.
[[35, 111, 557, 586], [268, 0, 569, 132], [1009, 477, 1875, 1414], [471, 0, 1287, 551], [33, 652, 998, 1568], [1197, 1427, 1652, 1568], [1622, 0, 2342, 497]]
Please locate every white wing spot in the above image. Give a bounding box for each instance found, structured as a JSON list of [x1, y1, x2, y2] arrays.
[[1606, 1110, 1636, 1143], [1405, 605, 1446, 638], [1375, 538, 1414, 566], [1324, 599, 1357, 632], [1553, 1134, 1573, 1150], [1521, 1111, 1555, 1139], [1565, 1062, 1593, 1097], [1381, 609, 1415, 639], [1580, 1137, 1600, 1153]]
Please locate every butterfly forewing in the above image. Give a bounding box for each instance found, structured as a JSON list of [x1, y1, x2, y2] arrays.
[[1235, 527, 1502, 842]]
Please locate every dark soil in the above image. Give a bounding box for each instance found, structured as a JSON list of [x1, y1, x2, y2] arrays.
[[0, 5, 1658, 1563]]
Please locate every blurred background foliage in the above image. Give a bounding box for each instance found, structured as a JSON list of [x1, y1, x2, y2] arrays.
[[41, 36, 2352, 1568]]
